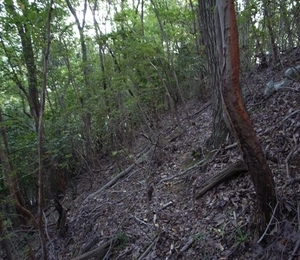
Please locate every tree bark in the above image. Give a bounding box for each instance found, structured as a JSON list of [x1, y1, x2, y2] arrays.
[[215, 0, 277, 231], [198, 0, 228, 148]]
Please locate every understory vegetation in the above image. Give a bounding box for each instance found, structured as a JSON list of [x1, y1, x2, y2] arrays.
[[0, 0, 300, 259]]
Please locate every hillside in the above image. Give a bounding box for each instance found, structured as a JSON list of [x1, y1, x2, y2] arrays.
[[52, 48, 300, 260], [2, 48, 300, 260]]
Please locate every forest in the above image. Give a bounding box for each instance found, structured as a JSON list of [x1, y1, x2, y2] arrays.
[[0, 0, 300, 259]]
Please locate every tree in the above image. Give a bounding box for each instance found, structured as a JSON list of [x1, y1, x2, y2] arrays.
[[65, 0, 96, 169], [215, 0, 277, 231], [3, 0, 41, 130], [198, 0, 228, 148], [37, 1, 54, 258]]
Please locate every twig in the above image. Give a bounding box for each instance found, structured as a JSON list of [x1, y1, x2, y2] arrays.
[[159, 201, 173, 211]]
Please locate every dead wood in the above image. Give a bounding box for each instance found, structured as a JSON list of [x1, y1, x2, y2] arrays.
[[84, 146, 151, 204], [195, 160, 248, 199], [84, 164, 135, 203], [137, 235, 159, 260], [71, 237, 119, 260], [80, 236, 100, 254], [177, 237, 195, 258]]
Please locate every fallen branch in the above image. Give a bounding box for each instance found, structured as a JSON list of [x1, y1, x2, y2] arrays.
[[80, 236, 100, 254], [84, 164, 135, 203], [177, 237, 195, 258], [84, 146, 151, 204], [71, 237, 119, 260], [138, 235, 159, 260], [195, 160, 248, 199]]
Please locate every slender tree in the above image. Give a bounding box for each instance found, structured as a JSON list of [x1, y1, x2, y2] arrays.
[[36, 1, 54, 259], [65, 0, 95, 168], [215, 0, 277, 232], [0, 110, 37, 227]]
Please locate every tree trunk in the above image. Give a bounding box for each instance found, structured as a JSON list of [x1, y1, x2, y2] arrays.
[[66, 0, 95, 168], [37, 2, 54, 259], [150, 0, 190, 126], [280, 0, 294, 49], [0, 121, 39, 229], [215, 0, 277, 232], [4, 0, 40, 129], [0, 110, 30, 226], [198, 0, 228, 148], [263, 1, 278, 64]]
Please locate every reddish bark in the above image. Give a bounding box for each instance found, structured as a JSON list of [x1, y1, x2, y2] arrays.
[[216, 0, 277, 231]]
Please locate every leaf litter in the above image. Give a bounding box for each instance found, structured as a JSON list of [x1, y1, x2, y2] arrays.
[[20, 48, 300, 259]]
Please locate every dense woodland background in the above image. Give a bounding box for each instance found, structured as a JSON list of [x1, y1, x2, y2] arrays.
[[0, 0, 300, 259]]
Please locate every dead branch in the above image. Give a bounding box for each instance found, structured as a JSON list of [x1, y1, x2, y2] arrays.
[[195, 160, 248, 199], [80, 236, 100, 254], [177, 237, 195, 258], [71, 237, 119, 260], [84, 164, 135, 203], [84, 146, 151, 204], [137, 235, 159, 260]]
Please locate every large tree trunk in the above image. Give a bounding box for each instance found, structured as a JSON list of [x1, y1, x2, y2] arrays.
[[215, 0, 277, 232], [198, 0, 228, 148]]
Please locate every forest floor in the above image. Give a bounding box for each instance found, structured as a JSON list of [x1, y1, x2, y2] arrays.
[[5, 48, 300, 260]]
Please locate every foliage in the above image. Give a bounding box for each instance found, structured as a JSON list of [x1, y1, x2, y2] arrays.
[[0, 0, 299, 257]]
